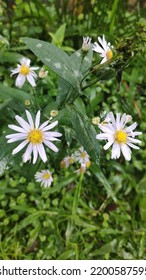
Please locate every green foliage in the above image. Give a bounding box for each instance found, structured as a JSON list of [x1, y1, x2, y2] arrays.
[[0, 0, 146, 260]]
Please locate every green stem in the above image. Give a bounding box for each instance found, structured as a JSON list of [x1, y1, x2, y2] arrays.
[[31, 87, 39, 110], [72, 172, 84, 217]]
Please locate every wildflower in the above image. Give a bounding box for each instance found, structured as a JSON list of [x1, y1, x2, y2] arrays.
[[60, 155, 74, 168], [96, 112, 142, 161], [35, 170, 53, 188], [82, 36, 91, 52], [74, 146, 90, 165], [92, 35, 113, 64], [6, 110, 62, 164], [11, 57, 39, 88], [39, 67, 48, 78]]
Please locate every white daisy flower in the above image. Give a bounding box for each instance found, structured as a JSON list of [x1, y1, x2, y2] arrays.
[[35, 170, 53, 188], [60, 155, 74, 168], [39, 67, 48, 78], [6, 110, 62, 164], [11, 57, 39, 88], [92, 35, 113, 64], [82, 36, 91, 52], [96, 112, 142, 161], [74, 146, 90, 165]]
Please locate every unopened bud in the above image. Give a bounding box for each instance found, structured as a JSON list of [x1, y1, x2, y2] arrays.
[[25, 99, 31, 106], [50, 110, 58, 117], [82, 37, 91, 52], [92, 117, 100, 125], [39, 67, 48, 78]]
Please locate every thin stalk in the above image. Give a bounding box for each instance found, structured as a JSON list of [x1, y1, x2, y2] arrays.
[[72, 172, 84, 217]]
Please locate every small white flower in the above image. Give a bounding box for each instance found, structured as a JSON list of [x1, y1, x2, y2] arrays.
[[11, 57, 39, 88], [35, 170, 53, 188], [74, 146, 90, 165], [60, 155, 74, 168], [39, 67, 48, 78], [92, 35, 113, 64], [82, 36, 91, 52], [96, 112, 142, 161], [6, 110, 62, 164]]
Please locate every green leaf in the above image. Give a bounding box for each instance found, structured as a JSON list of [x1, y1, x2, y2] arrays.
[[49, 23, 66, 45], [90, 239, 118, 256], [0, 83, 33, 110], [0, 135, 15, 176], [57, 80, 79, 109], [91, 164, 118, 203], [70, 47, 93, 74], [56, 48, 93, 108], [66, 105, 100, 164], [22, 37, 80, 91]]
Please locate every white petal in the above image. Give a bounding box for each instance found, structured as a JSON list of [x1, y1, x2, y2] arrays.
[[127, 137, 141, 144], [111, 142, 121, 159], [27, 74, 36, 87], [45, 136, 60, 141], [6, 132, 27, 139], [30, 66, 39, 70], [108, 112, 116, 128], [116, 113, 121, 130], [96, 133, 109, 140], [125, 122, 137, 132], [92, 42, 104, 54], [100, 56, 107, 64], [8, 124, 26, 133], [120, 113, 126, 128], [32, 145, 38, 164], [127, 142, 140, 150], [98, 125, 114, 134], [29, 71, 37, 78], [7, 135, 27, 143], [43, 140, 58, 152], [26, 110, 34, 128], [101, 35, 108, 51], [20, 57, 30, 66], [12, 140, 28, 155], [103, 140, 114, 150], [131, 132, 142, 136], [121, 144, 131, 161], [15, 115, 30, 131], [44, 131, 62, 138], [15, 74, 26, 88], [39, 120, 50, 130], [11, 68, 20, 75], [42, 121, 58, 131], [37, 144, 47, 162], [23, 143, 33, 162], [35, 110, 40, 128]]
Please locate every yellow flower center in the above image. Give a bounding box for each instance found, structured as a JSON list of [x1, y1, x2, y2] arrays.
[[43, 173, 51, 180], [81, 152, 86, 158], [115, 130, 127, 143], [86, 161, 91, 168], [106, 49, 113, 60], [20, 65, 30, 75], [27, 129, 43, 144], [69, 157, 74, 164]]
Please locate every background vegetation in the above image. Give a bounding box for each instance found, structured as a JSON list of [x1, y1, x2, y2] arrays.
[[0, 0, 146, 259]]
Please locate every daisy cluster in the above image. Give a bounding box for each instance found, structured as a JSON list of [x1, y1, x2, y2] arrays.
[[82, 35, 113, 64], [6, 34, 142, 187], [61, 146, 91, 174]]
